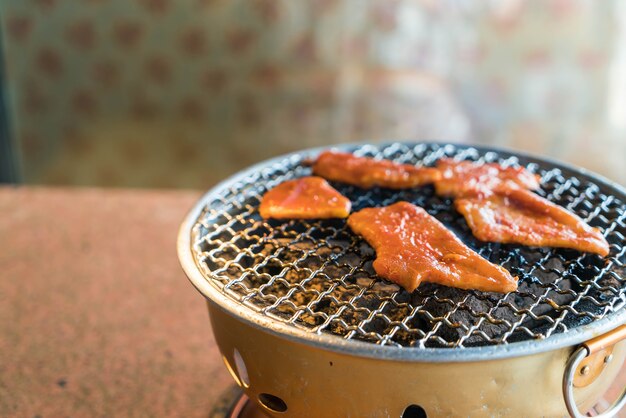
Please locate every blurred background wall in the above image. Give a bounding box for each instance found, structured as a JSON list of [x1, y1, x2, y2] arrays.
[[1, 0, 625, 189]]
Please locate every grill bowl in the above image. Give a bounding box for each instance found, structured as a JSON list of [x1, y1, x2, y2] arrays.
[[178, 142, 626, 417]]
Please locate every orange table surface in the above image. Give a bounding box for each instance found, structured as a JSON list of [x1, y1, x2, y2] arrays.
[[0, 187, 623, 417]]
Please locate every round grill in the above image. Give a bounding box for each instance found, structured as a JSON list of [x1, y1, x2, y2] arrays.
[[187, 143, 626, 351]]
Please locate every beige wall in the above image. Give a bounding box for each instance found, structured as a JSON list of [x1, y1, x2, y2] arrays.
[[2, 0, 625, 188]]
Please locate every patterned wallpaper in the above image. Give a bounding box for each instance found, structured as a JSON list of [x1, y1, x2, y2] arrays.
[[1, 0, 625, 188]]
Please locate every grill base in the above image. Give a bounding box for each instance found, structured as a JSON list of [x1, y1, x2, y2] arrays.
[[209, 387, 608, 418], [212, 382, 620, 418], [183, 143, 626, 418], [210, 300, 626, 418], [227, 394, 265, 418]]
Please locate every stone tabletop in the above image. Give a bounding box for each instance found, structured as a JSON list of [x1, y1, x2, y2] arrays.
[[0, 187, 624, 417], [0, 187, 233, 417]]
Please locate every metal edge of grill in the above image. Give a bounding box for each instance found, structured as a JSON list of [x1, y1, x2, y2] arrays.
[[177, 141, 626, 362]]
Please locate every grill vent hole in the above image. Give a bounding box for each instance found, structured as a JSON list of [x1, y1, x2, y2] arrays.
[[258, 393, 287, 413], [221, 355, 241, 387], [402, 404, 427, 418], [233, 349, 249, 388]]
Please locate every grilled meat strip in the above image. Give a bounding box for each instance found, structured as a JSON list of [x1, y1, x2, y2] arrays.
[[435, 158, 541, 198], [347, 202, 518, 293], [312, 151, 440, 189], [455, 187, 610, 257], [260, 176, 351, 219]]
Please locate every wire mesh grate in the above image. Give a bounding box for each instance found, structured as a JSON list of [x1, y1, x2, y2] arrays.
[[191, 143, 626, 348]]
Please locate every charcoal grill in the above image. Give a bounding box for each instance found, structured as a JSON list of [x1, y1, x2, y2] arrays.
[[178, 142, 626, 417]]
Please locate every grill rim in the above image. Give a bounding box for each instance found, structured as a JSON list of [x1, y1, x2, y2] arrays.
[[177, 141, 626, 362]]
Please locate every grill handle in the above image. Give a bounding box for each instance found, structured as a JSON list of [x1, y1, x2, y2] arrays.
[[563, 324, 626, 418]]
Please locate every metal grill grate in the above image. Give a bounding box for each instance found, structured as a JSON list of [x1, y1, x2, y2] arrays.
[[190, 143, 626, 348]]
